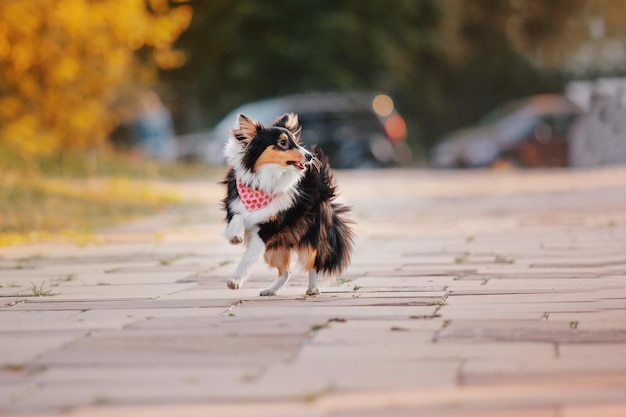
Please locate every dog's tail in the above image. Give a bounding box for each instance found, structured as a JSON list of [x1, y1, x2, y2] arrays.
[[304, 146, 355, 276], [313, 149, 354, 276], [316, 202, 355, 275]]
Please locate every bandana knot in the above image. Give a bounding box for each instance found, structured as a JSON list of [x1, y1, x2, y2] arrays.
[[236, 179, 275, 211]]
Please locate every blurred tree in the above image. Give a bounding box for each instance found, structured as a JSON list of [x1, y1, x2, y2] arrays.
[[166, 0, 610, 152], [507, 0, 587, 65], [505, 0, 626, 72], [407, 0, 576, 147], [166, 0, 442, 128], [0, 0, 192, 156]]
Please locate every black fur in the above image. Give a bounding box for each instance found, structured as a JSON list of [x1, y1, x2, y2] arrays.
[[221, 169, 238, 223]]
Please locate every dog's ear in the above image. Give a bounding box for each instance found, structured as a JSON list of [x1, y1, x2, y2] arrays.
[[232, 114, 261, 146], [273, 113, 302, 140]]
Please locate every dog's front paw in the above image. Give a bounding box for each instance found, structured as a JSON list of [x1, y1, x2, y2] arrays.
[[259, 288, 278, 296], [306, 287, 320, 296], [224, 215, 245, 245], [227, 279, 242, 290]]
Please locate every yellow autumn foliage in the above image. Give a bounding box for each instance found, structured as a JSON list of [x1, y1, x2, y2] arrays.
[[0, 0, 192, 156]]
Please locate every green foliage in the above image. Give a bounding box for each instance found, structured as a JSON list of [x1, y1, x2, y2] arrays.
[[168, 0, 442, 127], [167, 0, 583, 153]]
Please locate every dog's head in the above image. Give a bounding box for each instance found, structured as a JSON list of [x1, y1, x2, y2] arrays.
[[224, 113, 317, 193]]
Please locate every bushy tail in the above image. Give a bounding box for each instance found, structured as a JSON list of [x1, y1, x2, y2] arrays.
[[306, 145, 355, 276], [316, 203, 354, 275]]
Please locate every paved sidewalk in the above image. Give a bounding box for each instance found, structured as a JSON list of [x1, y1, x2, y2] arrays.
[[1, 167, 626, 416]]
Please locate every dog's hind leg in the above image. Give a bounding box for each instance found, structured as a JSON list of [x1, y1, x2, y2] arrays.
[[306, 270, 321, 296], [227, 228, 264, 290], [299, 248, 321, 296], [260, 248, 291, 296]]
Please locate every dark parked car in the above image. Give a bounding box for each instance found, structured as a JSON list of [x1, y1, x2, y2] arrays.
[[179, 92, 411, 169], [430, 95, 583, 168]]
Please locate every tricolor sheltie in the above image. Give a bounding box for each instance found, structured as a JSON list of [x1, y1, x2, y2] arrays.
[[221, 113, 354, 296]]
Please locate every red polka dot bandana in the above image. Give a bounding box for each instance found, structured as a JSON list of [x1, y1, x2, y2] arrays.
[[236, 179, 275, 211]]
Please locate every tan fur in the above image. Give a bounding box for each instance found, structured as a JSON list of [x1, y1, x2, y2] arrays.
[[305, 248, 317, 270], [254, 147, 303, 171], [264, 248, 291, 276]]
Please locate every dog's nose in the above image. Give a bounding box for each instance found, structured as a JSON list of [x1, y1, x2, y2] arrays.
[[304, 152, 313, 162]]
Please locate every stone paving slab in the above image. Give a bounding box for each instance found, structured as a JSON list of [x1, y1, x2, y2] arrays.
[[31, 375, 626, 417], [0, 331, 86, 364], [6, 298, 233, 311], [2, 167, 626, 416], [31, 330, 306, 368]]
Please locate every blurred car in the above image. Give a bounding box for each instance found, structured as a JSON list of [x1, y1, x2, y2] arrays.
[[178, 92, 411, 169], [430, 94, 583, 168]]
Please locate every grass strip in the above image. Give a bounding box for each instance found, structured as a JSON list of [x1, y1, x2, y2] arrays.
[[0, 146, 219, 246]]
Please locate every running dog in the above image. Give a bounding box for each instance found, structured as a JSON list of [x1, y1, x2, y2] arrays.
[[221, 113, 354, 296]]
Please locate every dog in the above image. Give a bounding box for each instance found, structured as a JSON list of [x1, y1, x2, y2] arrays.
[[221, 113, 354, 296]]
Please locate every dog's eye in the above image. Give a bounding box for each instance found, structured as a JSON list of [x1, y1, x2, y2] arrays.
[[278, 138, 289, 149]]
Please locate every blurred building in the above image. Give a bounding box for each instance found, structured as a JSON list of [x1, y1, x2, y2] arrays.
[[567, 79, 626, 167]]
